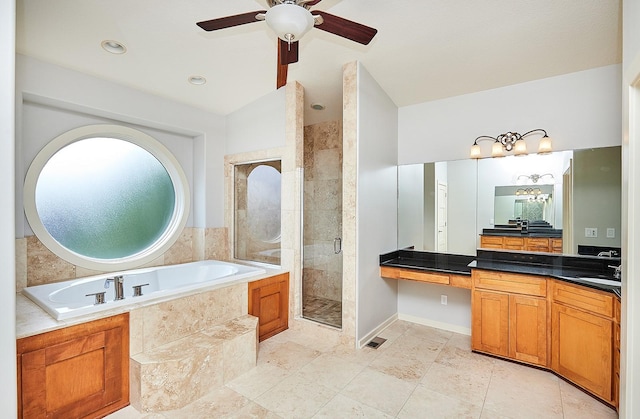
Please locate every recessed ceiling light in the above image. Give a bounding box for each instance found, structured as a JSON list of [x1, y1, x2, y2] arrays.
[[310, 103, 325, 111], [188, 76, 207, 85], [101, 40, 126, 54]]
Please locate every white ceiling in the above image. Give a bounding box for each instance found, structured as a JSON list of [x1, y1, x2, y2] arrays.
[[16, 0, 621, 125]]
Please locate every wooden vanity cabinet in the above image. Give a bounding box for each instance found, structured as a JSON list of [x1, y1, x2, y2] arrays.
[[480, 235, 562, 253], [472, 270, 548, 367], [17, 313, 129, 419], [551, 280, 616, 404], [248, 272, 289, 341]]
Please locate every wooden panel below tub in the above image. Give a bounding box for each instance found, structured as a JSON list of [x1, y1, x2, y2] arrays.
[[17, 313, 129, 419]]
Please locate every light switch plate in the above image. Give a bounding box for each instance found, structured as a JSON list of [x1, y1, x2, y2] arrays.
[[607, 228, 615, 238], [585, 228, 598, 238]]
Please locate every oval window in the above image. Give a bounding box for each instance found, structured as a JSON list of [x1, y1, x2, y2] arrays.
[[24, 125, 190, 271]]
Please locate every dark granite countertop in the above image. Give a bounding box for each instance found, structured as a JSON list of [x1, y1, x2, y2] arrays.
[[379, 248, 621, 297], [380, 249, 474, 276]]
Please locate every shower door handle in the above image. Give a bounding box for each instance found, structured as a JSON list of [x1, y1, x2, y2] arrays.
[[334, 237, 342, 254]]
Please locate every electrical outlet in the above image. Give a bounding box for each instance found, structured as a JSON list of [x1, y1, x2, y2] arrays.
[[607, 228, 615, 238], [585, 228, 598, 238], [440, 295, 447, 305]]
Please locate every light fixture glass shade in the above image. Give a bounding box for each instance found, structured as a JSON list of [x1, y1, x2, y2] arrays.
[[491, 141, 504, 157], [514, 140, 528, 156], [265, 4, 314, 42], [470, 144, 482, 159], [538, 135, 553, 154]]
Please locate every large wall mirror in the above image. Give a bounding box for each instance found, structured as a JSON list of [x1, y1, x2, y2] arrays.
[[398, 146, 621, 256]]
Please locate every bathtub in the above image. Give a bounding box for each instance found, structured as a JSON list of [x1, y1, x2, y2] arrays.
[[22, 260, 266, 321]]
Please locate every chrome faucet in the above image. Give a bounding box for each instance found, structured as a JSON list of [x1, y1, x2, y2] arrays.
[[608, 265, 622, 280], [104, 275, 125, 301]]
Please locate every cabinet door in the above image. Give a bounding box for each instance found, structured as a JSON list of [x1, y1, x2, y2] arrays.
[[480, 236, 504, 249], [248, 273, 289, 341], [18, 313, 129, 419], [472, 290, 509, 357], [551, 302, 613, 402], [509, 295, 547, 366]]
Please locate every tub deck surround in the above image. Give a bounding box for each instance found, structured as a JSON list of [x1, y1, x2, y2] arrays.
[[130, 315, 258, 412], [21, 260, 268, 321]]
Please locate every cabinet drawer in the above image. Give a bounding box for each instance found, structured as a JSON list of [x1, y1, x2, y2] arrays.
[[390, 267, 449, 285], [551, 239, 563, 253], [525, 238, 550, 251], [504, 237, 524, 247], [473, 270, 546, 297], [481, 236, 503, 248], [552, 281, 614, 318]]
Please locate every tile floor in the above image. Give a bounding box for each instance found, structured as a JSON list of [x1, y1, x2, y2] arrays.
[[302, 296, 342, 328], [107, 321, 618, 418]]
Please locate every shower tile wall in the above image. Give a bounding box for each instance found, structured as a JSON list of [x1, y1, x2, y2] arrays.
[[303, 121, 343, 304]]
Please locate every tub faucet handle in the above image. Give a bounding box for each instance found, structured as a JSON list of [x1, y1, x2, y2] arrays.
[[86, 291, 106, 305], [132, 283, 150, 297]]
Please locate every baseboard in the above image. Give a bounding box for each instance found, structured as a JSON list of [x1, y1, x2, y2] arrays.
[[398, 313, 471, 336], [358, 313, 398, 349]]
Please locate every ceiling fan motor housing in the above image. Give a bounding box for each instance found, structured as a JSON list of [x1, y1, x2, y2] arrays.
[[265, 3, 315, 42]]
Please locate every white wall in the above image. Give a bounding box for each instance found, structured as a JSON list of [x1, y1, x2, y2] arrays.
[[226, 88, 286, 155], [621, 0, 640, 416], [399, 65, 622, 164], [397, 66, 621, 333], [1, 0, 16, 416], [15, 55, 227, 229], [356, 63, 399, 341]]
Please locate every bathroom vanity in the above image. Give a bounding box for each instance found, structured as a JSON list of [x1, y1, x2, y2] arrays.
[[380, 249, 621, 409]]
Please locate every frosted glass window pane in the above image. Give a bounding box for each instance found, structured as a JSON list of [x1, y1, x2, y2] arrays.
[[35, 137, 175, 259], [247, 165, 281, 242]]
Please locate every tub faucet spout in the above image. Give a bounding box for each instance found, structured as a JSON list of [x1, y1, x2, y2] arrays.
[[104, 275, 125, 301]]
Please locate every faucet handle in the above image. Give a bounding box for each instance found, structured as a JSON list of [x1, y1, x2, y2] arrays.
[[86, 291, 106, 305], [608, 264, 622, 279], [132, 283, 150, 297]]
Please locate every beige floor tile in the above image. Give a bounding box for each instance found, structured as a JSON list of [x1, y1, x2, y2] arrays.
[[397, 385, 483, 419], [255, 372, 337, 418], [421, 360, 491, 405], [297, 353, 366, 391], [161, 387, 273, 419], [383, 332, 446, 364], [559, 379, 618, 419], [330, 343, 382, 367], [225, 363, 291, 400], [444, 332, 472, 351], [104, 405, 165, 418], [434, 343, 495, 376], [368, 349, 433, 383], [341, 367, 417, 416], [313, 394, 394, 418], [484, 360, 563, 418], [405, 323, 453, 345], [258, 340, 322, 371]]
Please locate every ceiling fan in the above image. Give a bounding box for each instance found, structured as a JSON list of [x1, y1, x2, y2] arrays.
[[196, 0, 378, 89]]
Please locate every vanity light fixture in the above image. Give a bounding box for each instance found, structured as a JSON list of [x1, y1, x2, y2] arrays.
[[470, 129, 553, 159], [517, 173, 555, 184], [101, 40, 126, 54]]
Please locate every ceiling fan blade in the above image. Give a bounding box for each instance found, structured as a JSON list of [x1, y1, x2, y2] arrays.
[[304, 0, 324, 5], [277, 62, 288, 89], [196, 11, 266, 31], [313, 11, 377, 45], [278, 39, 299, 65]]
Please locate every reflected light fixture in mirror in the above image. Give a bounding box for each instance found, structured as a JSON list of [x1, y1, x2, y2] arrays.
[[470, 129, 553, 159]]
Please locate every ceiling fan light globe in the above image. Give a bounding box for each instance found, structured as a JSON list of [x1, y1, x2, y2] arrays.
[[266, 4, 314, 42]]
